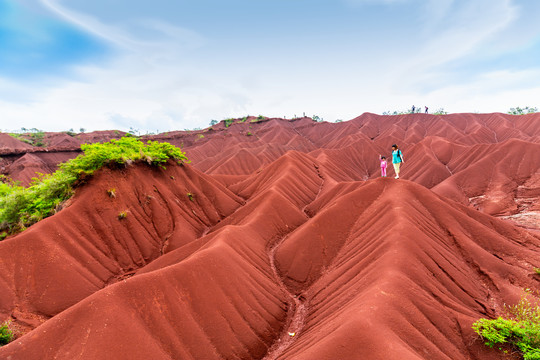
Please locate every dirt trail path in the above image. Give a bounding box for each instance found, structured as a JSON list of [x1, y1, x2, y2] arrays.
[[262, 164, 325, 360], [262, 240, 309, 360]]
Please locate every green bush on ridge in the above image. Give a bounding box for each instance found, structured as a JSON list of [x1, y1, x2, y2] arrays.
[[0, 136, 188, 235], [473, 292, 540, 359]]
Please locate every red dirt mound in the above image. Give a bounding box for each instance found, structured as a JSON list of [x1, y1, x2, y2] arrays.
[[0, 133, 33, 154]]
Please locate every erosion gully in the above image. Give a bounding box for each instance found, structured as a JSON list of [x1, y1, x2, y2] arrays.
[[261, 164, 325, 360]]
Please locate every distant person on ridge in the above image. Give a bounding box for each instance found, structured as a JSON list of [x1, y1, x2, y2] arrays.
[[391, 144, 404, 179], [411, 105, 415, 113], [425, 106, 428, 113], [379, 155, 387, 177]]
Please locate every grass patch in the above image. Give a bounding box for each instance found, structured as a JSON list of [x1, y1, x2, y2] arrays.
[[473, 291, 540, 359], [9, 129, 46, 147], [0, 136, 188, 235]]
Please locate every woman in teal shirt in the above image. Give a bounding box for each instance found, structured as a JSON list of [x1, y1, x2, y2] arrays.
[[391, 144, 404, 179]]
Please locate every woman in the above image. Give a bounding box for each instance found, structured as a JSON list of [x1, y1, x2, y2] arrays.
[[391, 144, 404, 179]]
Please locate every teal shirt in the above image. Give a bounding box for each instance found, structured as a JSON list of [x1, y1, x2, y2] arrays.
[[392, 149, 402, 164]]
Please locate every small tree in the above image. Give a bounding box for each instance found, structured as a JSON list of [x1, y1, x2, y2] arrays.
[[209, 120, 218, 126]]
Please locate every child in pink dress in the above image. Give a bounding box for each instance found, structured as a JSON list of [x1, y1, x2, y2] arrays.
[[379, 155, 387, 177]]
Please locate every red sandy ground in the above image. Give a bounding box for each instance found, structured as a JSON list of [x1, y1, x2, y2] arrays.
[[0, 113, 539, 359]]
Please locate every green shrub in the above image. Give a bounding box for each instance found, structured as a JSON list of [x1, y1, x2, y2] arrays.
[[0, 321, 13, 346], [508, 107, 538, 115], [473, 293, 540, 359], [224, 118, 234, 127], [0, 137, 188, 235]]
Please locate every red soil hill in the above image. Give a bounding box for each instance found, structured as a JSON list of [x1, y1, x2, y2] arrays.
[[1, 113, 539, 359], [1, 158, 539, 359]]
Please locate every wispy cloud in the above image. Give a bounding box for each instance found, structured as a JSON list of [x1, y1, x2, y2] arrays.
[[0, 0, 106, 79]]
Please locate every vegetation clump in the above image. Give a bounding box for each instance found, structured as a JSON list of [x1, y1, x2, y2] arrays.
[[0, 321, 13, 346], [64, 128, 77, 137], [432, 108, 448, 115], [9, 128, 46, 147], [0, 136, 188, 235], [473, 292, 540, 359], [382, 110, 408, 115], [508, 107, 538, 115]]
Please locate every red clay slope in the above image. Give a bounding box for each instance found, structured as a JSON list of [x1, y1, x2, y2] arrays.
[[274, 178, 540, 359], [0, 153, 324, 359], [0, 161, 243, 332], [1, 153, 539, 359]]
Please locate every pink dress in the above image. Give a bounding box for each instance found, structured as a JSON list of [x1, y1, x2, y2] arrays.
[[380, 159, 387, 177]]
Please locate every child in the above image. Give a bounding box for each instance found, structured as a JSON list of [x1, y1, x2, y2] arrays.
[[379, 155, 387, 177]]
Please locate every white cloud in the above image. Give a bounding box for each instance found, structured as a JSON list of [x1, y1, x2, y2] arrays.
[[1, 0, 540, 133]]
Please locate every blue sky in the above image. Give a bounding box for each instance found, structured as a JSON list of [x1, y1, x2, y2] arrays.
[[1, 0, 540, 132]]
